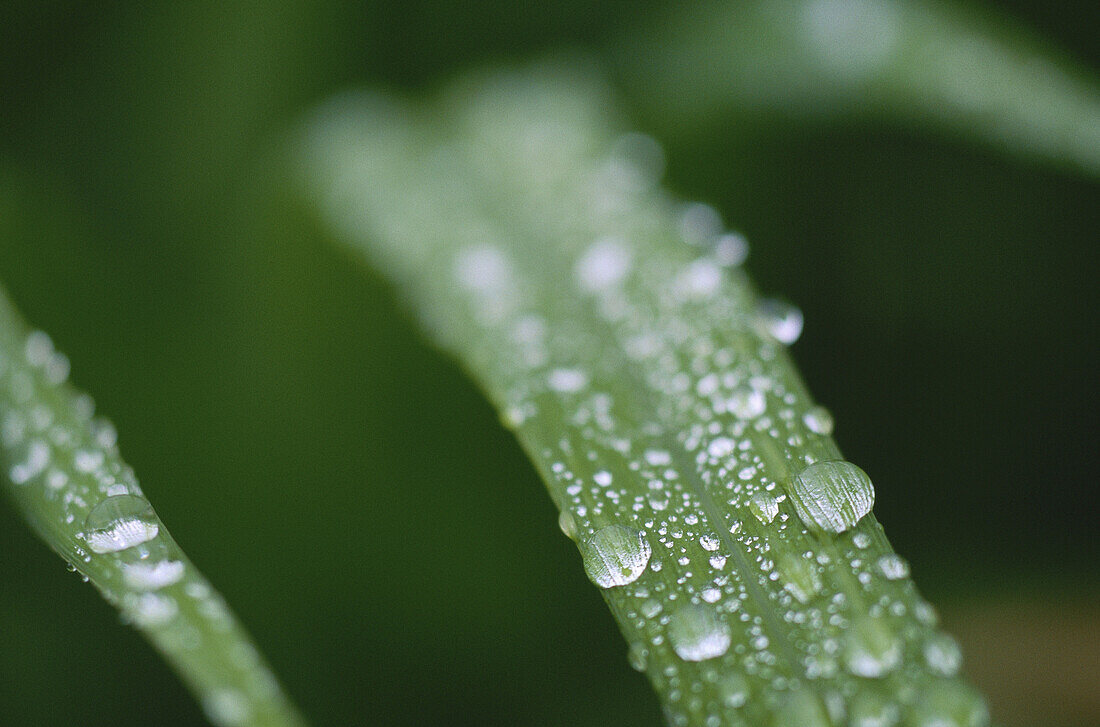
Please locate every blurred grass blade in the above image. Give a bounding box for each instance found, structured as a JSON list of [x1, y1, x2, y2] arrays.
[[300, 65, 992, 726], [612, 0, 1100, 175], [0, 284, 306, 727]]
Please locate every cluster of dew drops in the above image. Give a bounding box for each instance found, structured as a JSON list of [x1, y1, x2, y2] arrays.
[[0, 327, 274, 727], [502, 128, 988, 727]]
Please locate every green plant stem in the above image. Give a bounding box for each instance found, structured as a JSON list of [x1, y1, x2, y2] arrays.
[[300, 65, 992, 726], [0, 284, 306, 727], [611, 0, 1100, 176]]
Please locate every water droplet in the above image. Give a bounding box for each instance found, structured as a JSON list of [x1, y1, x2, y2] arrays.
[[123, 560, 185, 590], [454, 245, 510, 292], [777, 552, 823, 603], [717, 672, 750, 708], [849, 691, 901, 727], [594, 470, 613, 486], [558, 510, 577, 540], [756, 298, 804, 344], [575, 237, 633, 292], [627, 643, 648, 672], [713, 232, 748, 267], [582, 524, 651, 588], [876, 554, 910, 580], [125, 592, 178, 626], [202, 689, 252, 727], [667, 603, 731, 662], [728, 384, 766, 419], [749, 491, 779, 524], [678, 203, 723, 246], [923, 633, 963, 676], [83, 495, 159, 554], [698, 533, 720, 552], [548, 368, 588, 393], [803, 405, 835, 435], [844, 616, 902, 678], [908, 681, 990, 727], [789, 460, 875, 533]]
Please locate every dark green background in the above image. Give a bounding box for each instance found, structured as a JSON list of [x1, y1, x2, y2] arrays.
[[1, 1, 1096, 725]]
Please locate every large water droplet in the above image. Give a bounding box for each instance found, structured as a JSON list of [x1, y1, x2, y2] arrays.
[[789, 460, 875, 533], [667, 603, 731, 662], [844, 615, 902, 678], [582, 524, 651, 588], [756, 298, 804, 344], [83, 495, 159, 554]]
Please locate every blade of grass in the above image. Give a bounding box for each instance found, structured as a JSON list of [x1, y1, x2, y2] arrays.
[[300, 64, 993, 726], [611, 0, 1100, 176], [0, 283, 306, 727]]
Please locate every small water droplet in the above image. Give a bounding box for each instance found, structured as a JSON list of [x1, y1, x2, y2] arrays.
[[575, 237, 633, 292], [713, 232, 749, 267], [876, 554, 910, 580], [667, 603, 731, 662], [749, 491, 779, 524], [777, 552, 823, 603], [627, 643, 649, 672], [756, 298, 804, 344], [717, 672, 750, 708], [594, 470, 613, 486], [126, 592, 178, 626], [678, 203, 723, 246], [548, 368, 588, 393], [803, 405, 835, 435], [908, 681, 990, 727], [83, 495, 159, 554], [558, 510, 577, 540], [844, 616, 902, 678], [728, 384, 766, 419], [923, 632, 963, 676], [849, 691, 901, 727], [789, 460, 875, 533], [699, 533, 720, 552], [582, 524, 651, 588]]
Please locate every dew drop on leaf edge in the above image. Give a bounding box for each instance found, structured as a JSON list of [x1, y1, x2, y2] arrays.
[[581, 524, 651, 588]]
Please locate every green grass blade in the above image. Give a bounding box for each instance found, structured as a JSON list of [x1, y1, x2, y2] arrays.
[[612, 0, 1100, 176], [300, 66, 993, 727], [0, 284, 306, 727]]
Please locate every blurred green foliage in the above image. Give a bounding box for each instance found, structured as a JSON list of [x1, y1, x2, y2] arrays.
[[0, 1, 1096, 726]]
